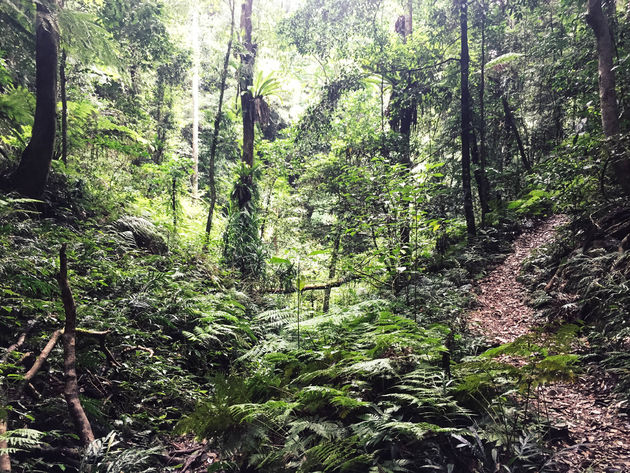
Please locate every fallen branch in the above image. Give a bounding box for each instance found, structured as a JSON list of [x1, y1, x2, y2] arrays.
[[267, 276, 357, 294], [57, 244, 95, 447], [16, 329, 63, 397], [76, 328, 111, 337], [1, 320, 36, 364], [120, 346, 154, 358]]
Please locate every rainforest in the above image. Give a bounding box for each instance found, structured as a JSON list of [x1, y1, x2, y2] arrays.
[[1, 0, 630, 472]]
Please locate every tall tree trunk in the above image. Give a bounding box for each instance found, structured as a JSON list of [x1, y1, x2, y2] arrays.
[[57, 245, 95, 447], [478, 7, 490, 225], [191, 6, 200, 198], [586, 0, 630, 194], [390, 1, 414, 289], [501, 94, 531, 172], [205, 0, 235, 246], [172, 175, 178, 229], [322, 229, 341, 313], [9, 0, 59, 198], [460, 0, 476, 239], [470, 131, 489, 222], [60, 48, 68, 166], [240, 0, 255, 177]]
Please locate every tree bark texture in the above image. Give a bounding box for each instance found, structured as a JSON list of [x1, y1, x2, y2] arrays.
[[460, 0, 476, 239], [10, 0, 59, 198], [205, 0, 235, 245], [586, 0, 630, 194], [240, 0, 256, 177], [57, 245, 95, 447]]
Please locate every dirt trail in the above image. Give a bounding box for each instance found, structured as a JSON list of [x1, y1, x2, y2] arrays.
[[468, 215, 630, 473], [469, 215, 569, 344]]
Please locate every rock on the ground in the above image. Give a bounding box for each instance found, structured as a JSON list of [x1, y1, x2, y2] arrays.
[[113, 216, 168, 255]]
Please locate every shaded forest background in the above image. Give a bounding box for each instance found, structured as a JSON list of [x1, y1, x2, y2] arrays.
[[1, 0, 630, 472]]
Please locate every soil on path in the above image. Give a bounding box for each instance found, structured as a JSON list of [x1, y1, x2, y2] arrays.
[[467, 215, 630, 473], [468, 215, 569, 345]]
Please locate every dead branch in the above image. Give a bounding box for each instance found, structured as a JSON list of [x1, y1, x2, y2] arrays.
[[1, 320, 36, 364], [267, 276, 357, 294], [76, 328, 111, 337], [57, 244, 95, 447], [120, 346, 154, 358], [16, 329, 62, 397]]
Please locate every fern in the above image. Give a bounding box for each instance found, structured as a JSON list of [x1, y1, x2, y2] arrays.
[[0, 428, 43, 455], [80, 432, 161, 473]]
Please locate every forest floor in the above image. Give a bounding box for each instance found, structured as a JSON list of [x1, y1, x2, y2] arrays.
[[468, 215, 630, 473]]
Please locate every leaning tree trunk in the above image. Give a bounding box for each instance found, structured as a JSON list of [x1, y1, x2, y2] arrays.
[[501, 94, 531, 172], [460, 0, 476, 239], [9, 0, 59, 198], [57, 245, 95, 447], [205, 0, 235, 246], [240, 0, 256, 179], [586, 0, 630, 195]]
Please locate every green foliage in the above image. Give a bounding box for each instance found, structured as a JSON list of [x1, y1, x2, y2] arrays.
[[222, 163, 266, 279], [0, 428, 43, 455], [507, 190, 553, 216], [181, 301, 476, 472], [58, 10, 120, 68], [0, 85, 33, 124], [457, 326, 580, 400], [80, 432, 161, 473]]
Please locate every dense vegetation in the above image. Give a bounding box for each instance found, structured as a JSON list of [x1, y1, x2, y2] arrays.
[[1, 0, 630, 472]]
